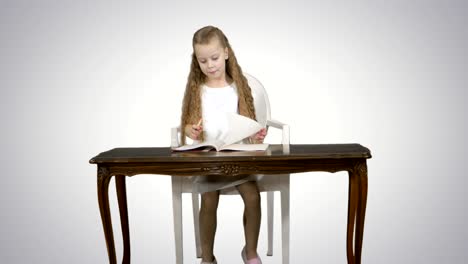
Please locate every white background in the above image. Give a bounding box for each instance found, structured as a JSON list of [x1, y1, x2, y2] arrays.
[[1, 0, 467, 263]]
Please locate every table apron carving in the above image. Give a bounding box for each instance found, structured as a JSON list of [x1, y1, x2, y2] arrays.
[[99, 158, 364, 177]]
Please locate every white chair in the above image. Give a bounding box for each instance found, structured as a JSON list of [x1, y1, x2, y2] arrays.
[[171, 73, 290, 264]]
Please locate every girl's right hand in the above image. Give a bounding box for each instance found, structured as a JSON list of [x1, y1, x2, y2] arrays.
[[185, 119, 203, 140]]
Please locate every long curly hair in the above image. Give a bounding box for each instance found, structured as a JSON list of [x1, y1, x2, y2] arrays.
[[180, 26, 256, 144]]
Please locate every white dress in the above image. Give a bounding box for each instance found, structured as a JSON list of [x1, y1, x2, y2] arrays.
[[192, 83, 261, 194]]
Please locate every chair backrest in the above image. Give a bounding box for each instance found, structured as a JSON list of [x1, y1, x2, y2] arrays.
[[244, 73, 271, 126]]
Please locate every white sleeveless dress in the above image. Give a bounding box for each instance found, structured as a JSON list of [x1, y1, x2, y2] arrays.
[[192, 83, 262, 194]]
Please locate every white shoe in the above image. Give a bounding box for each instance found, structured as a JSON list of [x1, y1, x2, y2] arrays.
[[241, 247, 262, 264]]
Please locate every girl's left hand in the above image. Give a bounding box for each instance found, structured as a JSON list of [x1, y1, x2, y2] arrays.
[[251, 128, 267, 143]]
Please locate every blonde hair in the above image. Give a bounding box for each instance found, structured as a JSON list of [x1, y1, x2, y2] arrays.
[[180, 26, 256, 144]]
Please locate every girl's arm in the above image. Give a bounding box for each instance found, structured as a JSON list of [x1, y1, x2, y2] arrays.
[[250, 128, 267, 144]]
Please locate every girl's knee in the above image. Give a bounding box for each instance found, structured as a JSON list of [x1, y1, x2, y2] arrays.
[[243, 189, 261, 207]]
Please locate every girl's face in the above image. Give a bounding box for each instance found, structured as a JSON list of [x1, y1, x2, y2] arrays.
[[194, 38, 229, 82]]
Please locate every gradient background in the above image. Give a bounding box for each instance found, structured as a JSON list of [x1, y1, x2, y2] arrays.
[[1, 0, 467, 263]]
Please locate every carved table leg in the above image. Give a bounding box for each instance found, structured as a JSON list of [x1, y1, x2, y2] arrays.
[[116, 175, 131, 263], [355, 161, 368, 263], [97, 166, 117, 264], [347, 167, 359, 264], [347, 161, 368, 264]]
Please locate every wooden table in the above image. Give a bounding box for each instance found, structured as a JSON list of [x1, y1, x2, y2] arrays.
[[90, 144, 371, 264]]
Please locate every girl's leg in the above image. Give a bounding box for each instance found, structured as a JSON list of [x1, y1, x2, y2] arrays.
[[236, 181, 261, 260], [200, 190, 220, 262]]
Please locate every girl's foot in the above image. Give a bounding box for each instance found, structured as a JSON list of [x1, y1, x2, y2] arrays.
[[241, 247, 262, 264]]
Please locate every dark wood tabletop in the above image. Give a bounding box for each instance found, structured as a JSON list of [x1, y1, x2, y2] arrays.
[[90, 144, 371, 164]]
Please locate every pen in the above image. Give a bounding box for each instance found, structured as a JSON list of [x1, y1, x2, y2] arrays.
[[197, 119, 202, 127]]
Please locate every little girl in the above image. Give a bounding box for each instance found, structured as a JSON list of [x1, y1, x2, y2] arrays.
[[179, 26, 267, 264]]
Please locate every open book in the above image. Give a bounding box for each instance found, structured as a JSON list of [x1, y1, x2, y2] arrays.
[[172, 113, 268, 152]]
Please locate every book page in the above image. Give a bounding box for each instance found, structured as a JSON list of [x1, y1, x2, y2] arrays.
[[220, 113, 264, 146], [172, 139, 224, 151], [220, 143, 268, 151]]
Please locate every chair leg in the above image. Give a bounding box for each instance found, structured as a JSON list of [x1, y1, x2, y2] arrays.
[[281, 178, 290, 264], [172, 177, 183, 264], [267, 191, 274, 256], [192, 192, 202, 258]]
